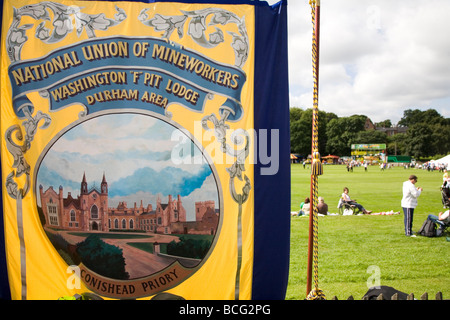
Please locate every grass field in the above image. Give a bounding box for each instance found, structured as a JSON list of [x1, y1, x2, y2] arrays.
[[286, 163, 449, 300]]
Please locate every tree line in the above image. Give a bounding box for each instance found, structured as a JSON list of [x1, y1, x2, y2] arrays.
[[290, 108, 450, 159]]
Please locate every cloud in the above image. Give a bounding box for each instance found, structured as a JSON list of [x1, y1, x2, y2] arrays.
[[108, 165, 212, 198], [38, 114, 212, 182], [51, 114, 177, 156], [268, 0, 450, 123]]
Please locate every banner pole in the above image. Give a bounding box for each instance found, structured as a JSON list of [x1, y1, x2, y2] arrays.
[[306, 0, 322, 298]]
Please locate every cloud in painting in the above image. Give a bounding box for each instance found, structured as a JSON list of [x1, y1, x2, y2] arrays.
[[36, 113, 220, 220]]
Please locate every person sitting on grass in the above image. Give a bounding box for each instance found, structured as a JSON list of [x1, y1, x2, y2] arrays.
[[317, 196, 328, 215], [341, 187, 372, 214], [297, 197, 310, 216], [426, 209, 449, 236], [427, 209, 450, 224]]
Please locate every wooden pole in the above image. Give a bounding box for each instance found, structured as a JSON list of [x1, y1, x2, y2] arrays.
[[306, 0, 321, 297]]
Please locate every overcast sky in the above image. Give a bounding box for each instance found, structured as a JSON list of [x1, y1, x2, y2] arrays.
[[266, 0, 450, 124]]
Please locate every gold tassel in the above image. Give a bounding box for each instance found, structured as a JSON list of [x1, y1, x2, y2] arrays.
[[311, 151, 323, 176]]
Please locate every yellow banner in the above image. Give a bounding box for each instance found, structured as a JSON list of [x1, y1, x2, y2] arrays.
[[1, 0, 256, 300]]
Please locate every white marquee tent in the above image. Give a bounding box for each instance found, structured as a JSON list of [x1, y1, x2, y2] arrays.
[[430, 155, 450, 169]]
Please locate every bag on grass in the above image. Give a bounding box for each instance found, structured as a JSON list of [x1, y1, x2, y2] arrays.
[[418, 219, 436, 237], [363, 286, 408, 300]]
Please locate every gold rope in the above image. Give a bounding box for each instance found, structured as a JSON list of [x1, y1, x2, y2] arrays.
[[307, 0, 325, 300]]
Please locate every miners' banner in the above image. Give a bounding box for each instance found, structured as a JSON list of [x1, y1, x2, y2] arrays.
[[0, 0, 290, 300]]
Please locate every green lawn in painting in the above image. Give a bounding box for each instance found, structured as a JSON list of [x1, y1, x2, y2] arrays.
[[287, 163, 449, 300]]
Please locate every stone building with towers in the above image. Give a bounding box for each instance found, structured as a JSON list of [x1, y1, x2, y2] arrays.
[[39, 172, 218, 235], [39, 172, 186, 233], [40, 173, 111, 232]]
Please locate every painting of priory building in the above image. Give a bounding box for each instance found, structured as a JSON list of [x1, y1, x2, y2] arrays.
[[39, 173, 219, 236]]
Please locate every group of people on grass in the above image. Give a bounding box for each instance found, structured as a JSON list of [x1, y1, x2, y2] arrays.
[[296, 196, 328, 216], [402, 173, 449, 237], [295, 187, 371, 216], [293, 173, 449, 238]]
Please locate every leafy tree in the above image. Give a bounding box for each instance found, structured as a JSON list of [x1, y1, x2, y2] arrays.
[[375, 119, 392, 128], [76, 235, 129, 280], [290, 107, 330, 156], [398, 109, 449, 157], [387, 133, 407, 156], [290, 114, 310, 155], [325, 115, 366, 156], [352, 129, 387, 145], [398, 108, 445, 127], [289, 107, 303, 122], [290, 107, 306, 154], [398, 109, 423, 127], [325, 118, 348, 155], [289, 107, 449, 158], [431, 123, 450, 155], [403, 123, 435, 158], [167, 237, 210, 259]]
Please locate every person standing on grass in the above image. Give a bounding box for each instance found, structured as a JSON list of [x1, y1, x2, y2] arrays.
[[401, 174, 422, 237]]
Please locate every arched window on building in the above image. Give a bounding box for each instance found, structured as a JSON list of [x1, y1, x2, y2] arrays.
[[70, 210, 76, 222], [130, 219, 134, 229], [91, 205, 98, 219], [122, 219, 127, 229]]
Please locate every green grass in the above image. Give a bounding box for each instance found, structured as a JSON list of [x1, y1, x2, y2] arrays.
[[287, 163, 450, 300]]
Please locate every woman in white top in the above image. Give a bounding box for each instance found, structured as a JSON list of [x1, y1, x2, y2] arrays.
[[401, 174, 422, 237]]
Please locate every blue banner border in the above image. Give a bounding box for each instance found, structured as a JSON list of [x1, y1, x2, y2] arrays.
[[252, 0, 290, 300], [0, 0, 289, 300]]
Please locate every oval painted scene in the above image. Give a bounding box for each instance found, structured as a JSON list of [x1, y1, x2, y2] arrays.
[[35, 112, 222, 298]]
